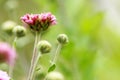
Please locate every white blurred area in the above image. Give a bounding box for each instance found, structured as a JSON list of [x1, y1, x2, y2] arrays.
[[94, 0, 120, 35]]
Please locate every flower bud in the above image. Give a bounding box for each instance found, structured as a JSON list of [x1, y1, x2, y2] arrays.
[[37, 40, 51, 54], [13, 25, 26, 37], [57, 34, 68, 44], [45, 71, 64, 80], [5, 0, 18, 11], [1, 20, 17, 34]]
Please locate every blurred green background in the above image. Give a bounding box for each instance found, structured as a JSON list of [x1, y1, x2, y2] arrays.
[[1, 0, 120, 80]]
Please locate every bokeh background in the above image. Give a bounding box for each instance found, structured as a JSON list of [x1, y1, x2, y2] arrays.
[[0, 0, 120, 80]]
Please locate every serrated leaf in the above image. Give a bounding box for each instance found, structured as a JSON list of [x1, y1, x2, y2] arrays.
[[48, 64, 56, 72]]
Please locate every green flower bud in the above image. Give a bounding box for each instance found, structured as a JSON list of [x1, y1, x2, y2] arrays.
[[5, 0, 18, 10], [37, 40, 52, 54], [57, 34, 68, 44], [1, 20, 17, 34], [46, 71, 64, 80], [13, 25, 26, 37]]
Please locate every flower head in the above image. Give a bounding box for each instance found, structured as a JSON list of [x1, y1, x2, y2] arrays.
[[21, 12, 57, 32], [0, 42, 16, 66], [0, 70, 10, 80]]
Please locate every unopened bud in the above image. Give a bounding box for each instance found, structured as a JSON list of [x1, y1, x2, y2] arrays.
[[46, 71, 64, 80], [57, 34, 68, 44], [5, 0, 18, 10], [13, 25, 26, 37], [37, 40, 51, 54], [1, 20, 17, 34]]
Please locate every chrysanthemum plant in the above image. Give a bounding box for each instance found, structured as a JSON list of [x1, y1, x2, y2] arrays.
[[0, 12, 68, 80]]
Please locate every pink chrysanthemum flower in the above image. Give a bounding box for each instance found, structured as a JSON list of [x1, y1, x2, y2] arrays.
[[21, 12, 57, 32], [0, 70, 10, 80], [0, 42, 16, 66]]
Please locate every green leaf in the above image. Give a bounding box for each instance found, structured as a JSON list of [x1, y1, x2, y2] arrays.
[[36, 67, 41, 71], [48, 64, 56, 72]]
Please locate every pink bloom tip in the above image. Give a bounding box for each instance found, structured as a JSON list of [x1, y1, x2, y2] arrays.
[[21, 12, 57, 32]]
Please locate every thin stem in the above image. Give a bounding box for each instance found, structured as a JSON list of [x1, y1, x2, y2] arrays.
[[32, 52, 42, 79], [13, 37, 17, 48], [27, 32, 41, 80], [44, 44, 62, 80], [9, 37, 17, 77], [52, 44, 62, 64], [8, 64, 14, 77]]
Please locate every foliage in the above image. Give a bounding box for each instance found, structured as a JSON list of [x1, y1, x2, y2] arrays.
[[0, 0, 120, 80]]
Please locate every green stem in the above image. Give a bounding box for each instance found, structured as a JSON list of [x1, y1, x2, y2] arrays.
[[27, 32, 41, 80], [13, 37, 17, 48], [44, 44, 62, 80], [52, 44, 62, 64], [9, 37, 17, 77], [8, 64, 14, 78], [32, 52, 42, 79]]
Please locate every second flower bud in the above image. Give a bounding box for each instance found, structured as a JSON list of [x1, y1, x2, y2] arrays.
[[37, 40, 52, 54], [57, 34, 68, 44], [13, 25, 26, 37]]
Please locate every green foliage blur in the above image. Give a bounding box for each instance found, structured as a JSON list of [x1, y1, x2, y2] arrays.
[[0, 0, 120, 80]]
